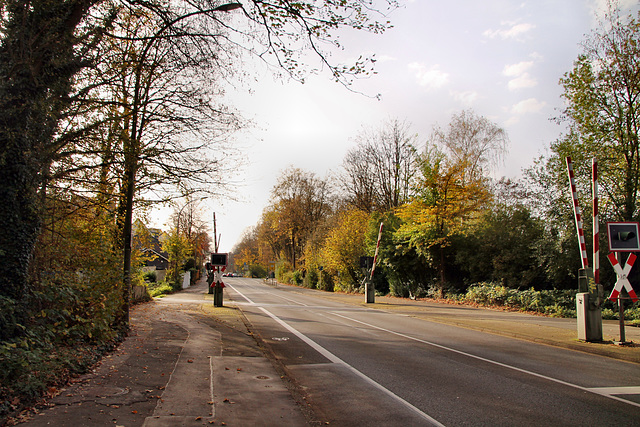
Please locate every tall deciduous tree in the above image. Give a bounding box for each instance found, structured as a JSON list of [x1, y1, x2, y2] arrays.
[[320, 208, 369, 291], [0, 0, 103, 338], [0, 0, 397, 337], [396, 111, 507, 290], [431, 110, 508, 184], [342, 119, 418, 212], [268, 168, 333, 269], [559, 7, 640, 221]]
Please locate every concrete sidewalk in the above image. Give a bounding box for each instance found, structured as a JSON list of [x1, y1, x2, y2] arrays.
[[21, 279, 308, 426]]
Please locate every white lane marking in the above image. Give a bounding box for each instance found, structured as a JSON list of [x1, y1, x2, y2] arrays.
[[226, 283, 255, 304], [269, 292, 309, 306], [227, 282, 308, 306], [229, 283, 444, 426], [330, 312, 640, 409], [587, 386, 640, 395], [258, 306, 444, 427]]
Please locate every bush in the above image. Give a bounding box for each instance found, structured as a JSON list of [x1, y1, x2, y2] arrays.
[[147, 280, 179, 297], [291, 270, 303, 285], [248, 264, 267, 278], [317, 270, 334, 292], [462, 283, 577, 316], [143, 271, 157, 283], [303, 269, 319, 288]]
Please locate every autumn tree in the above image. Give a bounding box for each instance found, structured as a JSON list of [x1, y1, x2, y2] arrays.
[[431, 110, 508, 184], [266, 168, 333, 270], [396, 111, 507, 291], [320, 209, 369, 292], [342, 118, 418, 212], [233, 226, 272, 277]]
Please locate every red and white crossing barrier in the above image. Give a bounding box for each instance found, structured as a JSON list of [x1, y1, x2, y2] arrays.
[[566, 157, 589, 269], [593, 158, 599, 284], [370, 222, 384, 280]]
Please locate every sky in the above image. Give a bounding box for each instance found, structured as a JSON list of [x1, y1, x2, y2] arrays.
[[149, 0, 640, 253]]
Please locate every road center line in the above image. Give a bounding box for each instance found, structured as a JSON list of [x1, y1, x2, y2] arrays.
[[330, 312, 640, 409]]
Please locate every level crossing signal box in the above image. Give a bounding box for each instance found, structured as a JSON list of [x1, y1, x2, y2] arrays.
[[607, 222, 640, 251], [210, 253, 228, 267]]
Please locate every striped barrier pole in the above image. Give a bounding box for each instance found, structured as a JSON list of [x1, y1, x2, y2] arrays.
[[370, 222, 384, 280], [566, 157, 589, 269], [592, 158, 599, 285], [366, 222, 384, 304]]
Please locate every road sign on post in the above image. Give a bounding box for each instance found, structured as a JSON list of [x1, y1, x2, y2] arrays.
[[607, 252, 638, 344], [210, 253, 228, 307]]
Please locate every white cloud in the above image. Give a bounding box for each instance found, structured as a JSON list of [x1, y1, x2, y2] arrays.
[[376, 54, 397, 63], [503, 61, 533, 77], [508, 73, 537, 90], [451, 90, 479, 107], [503, 61, 537, 91], [484, 22, 535, 40], [511, 98, 546, 114], [408, 63, 450, 90]]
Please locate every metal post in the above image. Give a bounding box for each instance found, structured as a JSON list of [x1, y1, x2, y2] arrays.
[[618, 297, 625, 343], [214, 265, 223, 307], [615, 252, 626, 343]]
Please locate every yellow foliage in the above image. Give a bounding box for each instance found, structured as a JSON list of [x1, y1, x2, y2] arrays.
[[320, 209, 369, 277]]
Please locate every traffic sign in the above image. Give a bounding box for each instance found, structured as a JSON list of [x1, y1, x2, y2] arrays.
[[607, 253, 638, 303]]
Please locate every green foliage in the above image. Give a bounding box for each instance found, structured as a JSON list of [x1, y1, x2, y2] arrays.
[[303, 268, 319, 289], [144, 271, 158, 283], [462, 283, 577, 317], [147, 280, 179, 298], [558, 9, 640, 221], [317, 270, 334, 292], [292, 270, 303, 285], [163, 229, 190, 284], [455, 204, 549, 289], [281, 271, 294, 285], [247, 264, 267, 278]]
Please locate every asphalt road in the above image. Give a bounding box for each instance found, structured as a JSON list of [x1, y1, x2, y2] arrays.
[[223, 277, 640, 427]]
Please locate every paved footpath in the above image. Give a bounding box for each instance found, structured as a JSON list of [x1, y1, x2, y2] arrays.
[[21, 278, 308, 427]]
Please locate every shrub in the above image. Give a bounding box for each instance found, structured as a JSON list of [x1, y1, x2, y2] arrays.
[[317, 270, 334, 292], [281, 271, 294, 285], [303, 269, 319, 289], [292, 270, 303, 285], [147, 280, 178, 297], [144, 271, 157, 283], [462, 283, 577, 316]]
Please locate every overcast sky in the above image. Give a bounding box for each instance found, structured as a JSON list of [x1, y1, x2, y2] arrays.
[[150, 0, 640, 254]]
